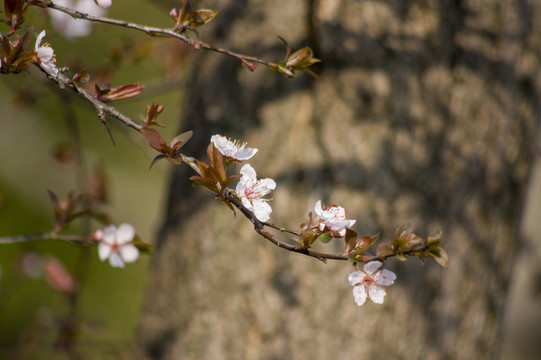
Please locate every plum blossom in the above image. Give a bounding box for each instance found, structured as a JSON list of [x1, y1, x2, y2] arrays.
[[348, 261, 396, 306], [49, 0, 108, 38], [211, 134, 258, 161], [95, 223, 139, 268], [314, 200, 356, 236], [34, 31, 59, 77], [236, 164, 276, 222]]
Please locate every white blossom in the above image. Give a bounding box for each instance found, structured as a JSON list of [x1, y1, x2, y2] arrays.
[[314, 200, 356, 236], [35, 31, 59, 77], [348, 261, 396, 306], [97, 223, 139, 268], [49, 0, 107, 38], [211, 134, 258, 161], [236, 164, 276, 222]]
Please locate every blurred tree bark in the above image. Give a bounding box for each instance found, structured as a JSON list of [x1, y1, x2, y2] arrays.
[[138, 0, 540, 359]]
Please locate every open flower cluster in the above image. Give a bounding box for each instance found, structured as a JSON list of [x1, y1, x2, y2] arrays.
[[211, 135, 275, 222], [211, 134, 399, 306]]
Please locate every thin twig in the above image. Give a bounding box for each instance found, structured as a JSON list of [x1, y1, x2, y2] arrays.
[[222, 190, 348, 263], [42, 67, 143, 132], [0, 232, 88, 244], [46, 1, 277, 68]]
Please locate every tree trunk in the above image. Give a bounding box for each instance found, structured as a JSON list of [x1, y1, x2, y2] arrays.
[[138, 1, 540, 359]]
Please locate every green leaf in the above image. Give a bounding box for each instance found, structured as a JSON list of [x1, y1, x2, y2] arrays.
[[428, 245, 449, 267], [317, 233, 332, 243]]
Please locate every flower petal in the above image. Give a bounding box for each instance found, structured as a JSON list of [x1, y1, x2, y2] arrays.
[[363, 261, 382, 274], [119, 244, 139, 263], [348, 270, 364, 286], [375, 269, 396, 286], [252, 199, 272, 222], [35, 30, 46, 50], [240, 164, 257, 181], [314, 200, 323, 216], [367, 284, 386, 304], [234, 148, 258, 160], [98, 242, 111, 261], [108, 253, 125, 268], [255, 178, 276, 193], [102, 225, 117, 245], [352, 285, 367, 306], [115, 223, 135, 244]]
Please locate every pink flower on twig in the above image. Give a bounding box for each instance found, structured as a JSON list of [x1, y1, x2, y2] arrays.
[[314, 200, 356, 237], [96, 223, 139, 268], [211, 134, 258, 161], [236, 164, 276, 222], [348, 261, 396, 306]]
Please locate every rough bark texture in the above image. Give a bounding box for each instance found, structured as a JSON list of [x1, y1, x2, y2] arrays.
[[138, 1, 540, 359]]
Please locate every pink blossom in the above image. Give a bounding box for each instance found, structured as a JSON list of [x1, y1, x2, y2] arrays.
[[211, 134, 258, 161], [314, 200, 356, 236], [236, 164, 276, 222], [348, 261, 396, 306], [97, 224, 139, 268]]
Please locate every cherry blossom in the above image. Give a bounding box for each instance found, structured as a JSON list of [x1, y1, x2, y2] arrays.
[[236, 164, 276, 222], [49, 0, 107, 38], [211, 134, 258, 161], [348, 261, 396, 306], [314, 200, 356, 236], [96, 223, 139, 268], [34, 31, 59, 77]]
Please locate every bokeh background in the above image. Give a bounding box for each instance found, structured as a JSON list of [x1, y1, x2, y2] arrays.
[[1, 0, 541, 359], [0, 1, 188, 358]]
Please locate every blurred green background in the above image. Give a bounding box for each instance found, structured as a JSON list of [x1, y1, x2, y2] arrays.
[[0, 1, 189, 358]]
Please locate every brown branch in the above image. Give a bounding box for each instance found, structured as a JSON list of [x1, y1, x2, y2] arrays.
[[41, 66, 143, 132], [222, 190, 348, 263], [46, 1, 278, 68], [0, 231, 88, 244]]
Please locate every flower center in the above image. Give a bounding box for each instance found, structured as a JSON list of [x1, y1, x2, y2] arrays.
[[244, 181, 270, 200]]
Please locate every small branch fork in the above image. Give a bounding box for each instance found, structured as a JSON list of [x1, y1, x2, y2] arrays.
[[45, 1, 277, 68]]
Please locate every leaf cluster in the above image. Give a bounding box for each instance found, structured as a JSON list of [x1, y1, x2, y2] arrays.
[[0, 33, 34, 73], [189, 143, 241, 198]]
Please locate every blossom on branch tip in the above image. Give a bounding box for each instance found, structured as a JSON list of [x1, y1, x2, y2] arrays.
[[348, 261, 396, 306], [211, 134, 258, 161], [95, 223, 139, 268], [314, 200, 356, 236], [34, 31, 59, 77], [236, 164, 276, 222]]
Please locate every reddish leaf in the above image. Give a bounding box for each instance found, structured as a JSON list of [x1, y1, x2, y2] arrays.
[[171, 130, 193, 151], [72, 70, 90, 83], [376, 243, 394, 257], [95, 83, 145, 102], [141, 127, 167, 152], [44, 256, 77, 295], [144, 102, 165, 128]]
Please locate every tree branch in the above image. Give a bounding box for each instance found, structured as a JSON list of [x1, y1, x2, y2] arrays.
[[46, 1, 278, 69]]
